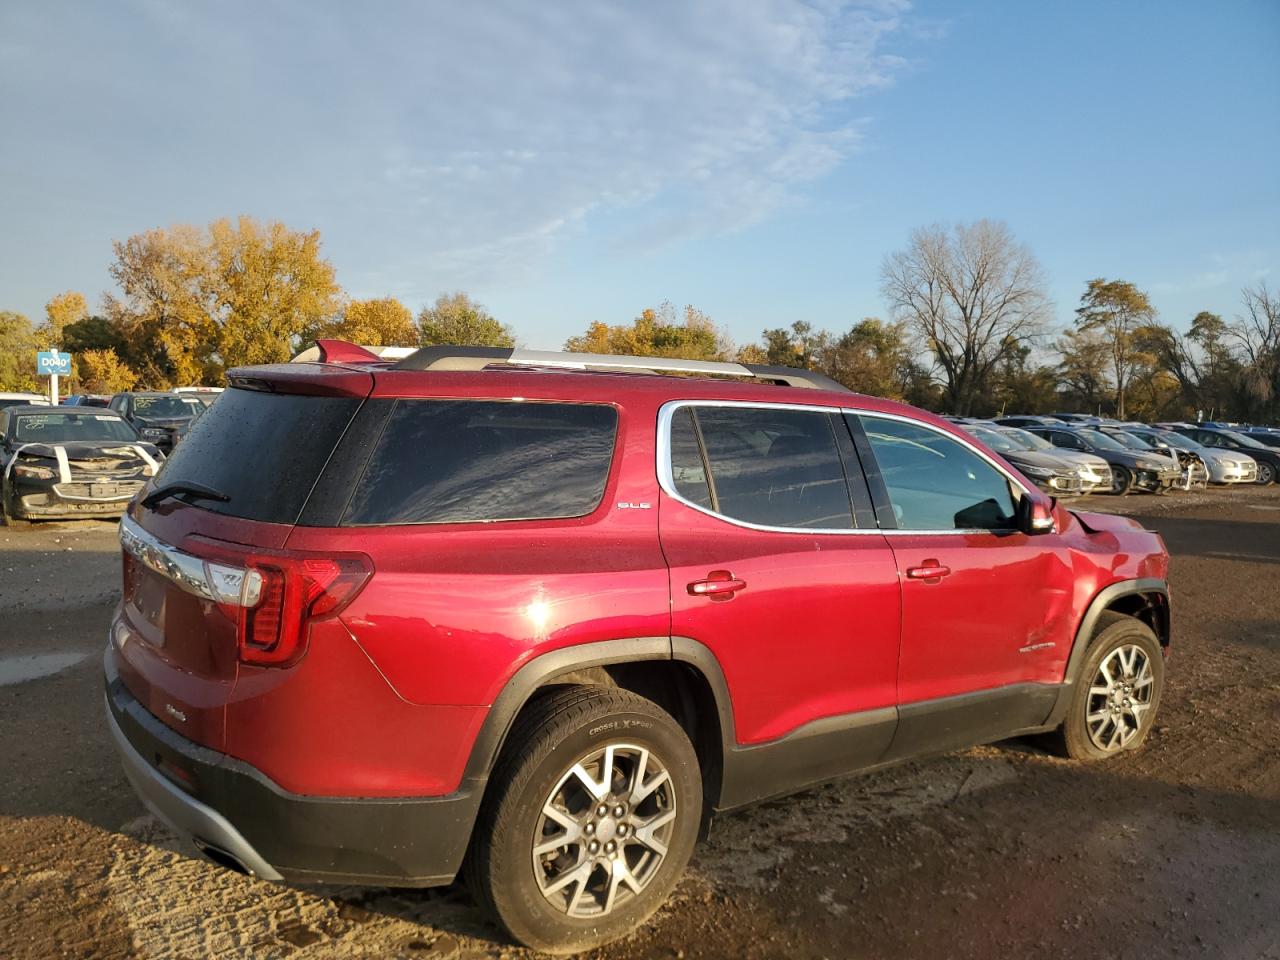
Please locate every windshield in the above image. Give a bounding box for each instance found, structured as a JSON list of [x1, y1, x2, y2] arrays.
[[968, 426, 1019, 453], [1000, 427, 1054, 451], [133, 396, 203, 419], [1103, 430, 1150, 451], [1077, 429, 1126, 451], [1218, 429, 1269, 450], [1158, 432, 1201, 451], [12, 413, 138, 443]]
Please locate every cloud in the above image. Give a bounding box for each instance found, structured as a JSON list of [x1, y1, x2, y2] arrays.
[[0, 0, 915, 308]]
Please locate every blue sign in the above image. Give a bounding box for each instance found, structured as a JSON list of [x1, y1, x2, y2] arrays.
[[37, 350, 72, 376]]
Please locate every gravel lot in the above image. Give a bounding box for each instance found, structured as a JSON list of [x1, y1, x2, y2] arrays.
[[1, 488, 1278, 959]]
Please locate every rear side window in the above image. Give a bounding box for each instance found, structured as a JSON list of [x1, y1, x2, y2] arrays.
[[859, 416, 1016, 531], [155, 389, 361, 523], [668, 405, 855, 530], [343, 400, 617, 525]]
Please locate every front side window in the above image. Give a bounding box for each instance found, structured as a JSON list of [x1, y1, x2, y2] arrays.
[[344, 400, 618, 525], [667, 405, 855, 530], [859, 417, 1017, 531]]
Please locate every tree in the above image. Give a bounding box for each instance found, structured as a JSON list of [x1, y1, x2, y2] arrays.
[[1073, 278, 1155, 419], [61, 314, 127, 355], [210, 217, 342, 369], [308, 297, 418, 347], [106, 217, 342, 385], [418, 292, 515, 348], [0, 311, 39, 392], [1229, 281, 1280, 419], [76, 348, 138, 393], [1056, 327, 1112, 413], [881, 220, 1050, 415], [42, 291, 89, 346], [563, 302, 730, 360], [815, 318, 913, 398]]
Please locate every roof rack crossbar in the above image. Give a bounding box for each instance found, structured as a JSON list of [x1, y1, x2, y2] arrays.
[[389, 346, 849, 392]]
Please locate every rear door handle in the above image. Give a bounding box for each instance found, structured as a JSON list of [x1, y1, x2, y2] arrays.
[[687, 570, 746, 600], [905, 560, 951, 582]]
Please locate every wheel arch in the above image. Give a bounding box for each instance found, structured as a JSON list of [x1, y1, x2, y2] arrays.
[[1045, 577, 1170, 726], [460, 636, 735, 811]]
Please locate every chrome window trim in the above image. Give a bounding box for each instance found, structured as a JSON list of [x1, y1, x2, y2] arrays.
[[118, 514, 215, 601], [656, 401, 1035, 538]]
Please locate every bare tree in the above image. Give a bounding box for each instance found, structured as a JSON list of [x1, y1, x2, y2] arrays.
[[1228, 281, 1280, 416], [880, 220, 1050, 415]]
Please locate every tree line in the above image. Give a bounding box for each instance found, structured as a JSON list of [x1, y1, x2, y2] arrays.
[[2, 215, 1276, 423]]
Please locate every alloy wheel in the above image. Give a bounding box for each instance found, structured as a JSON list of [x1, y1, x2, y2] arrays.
[[1109, 466, 1130, 494], [1257, 463, 1274, 485], [532, 743, 677, 919], [1085, 644, 1155, 752]]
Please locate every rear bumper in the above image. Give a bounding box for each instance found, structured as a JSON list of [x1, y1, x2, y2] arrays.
[[104, 649, 483, 887]]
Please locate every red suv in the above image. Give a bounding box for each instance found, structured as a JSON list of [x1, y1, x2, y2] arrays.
[[106, 343, 1170, 953]]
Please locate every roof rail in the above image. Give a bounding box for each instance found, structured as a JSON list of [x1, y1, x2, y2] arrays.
[[390, 346, 849, 392]]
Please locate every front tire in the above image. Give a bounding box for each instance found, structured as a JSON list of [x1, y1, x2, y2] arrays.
[[1056, 613, 1164, 761], [1108, 465, 1133, 495], [466, 686, 702, 954], [1256, 462, 1275, 486]]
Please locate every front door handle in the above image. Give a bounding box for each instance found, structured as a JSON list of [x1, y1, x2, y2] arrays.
[[905, 559, 951, 582], [687, 570, 746, 601]]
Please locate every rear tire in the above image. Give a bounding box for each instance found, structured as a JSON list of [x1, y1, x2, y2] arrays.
[[465, 686, 702, 954], [1054, 613, 1164, 761]]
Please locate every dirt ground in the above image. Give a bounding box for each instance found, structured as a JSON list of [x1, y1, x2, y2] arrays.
[[1, 487, 1278, 960]]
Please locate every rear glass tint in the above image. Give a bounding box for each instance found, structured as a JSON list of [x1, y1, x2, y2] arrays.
[[155, 389, 361, 523], [343, 400, 617, 525]]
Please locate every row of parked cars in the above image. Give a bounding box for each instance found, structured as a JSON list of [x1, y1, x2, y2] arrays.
[[949, 413, 1280, 495], [0, 387, 221, 522]]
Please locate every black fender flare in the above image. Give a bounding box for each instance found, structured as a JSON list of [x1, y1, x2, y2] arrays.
[[460, 636, 739, 784], [1045, 577, 1170, 726]]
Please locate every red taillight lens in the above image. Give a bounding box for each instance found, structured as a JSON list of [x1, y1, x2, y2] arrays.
[[237, 555, 371, 667]]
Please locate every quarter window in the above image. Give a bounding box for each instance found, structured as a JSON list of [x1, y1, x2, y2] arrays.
[[668, 406, 855, 530], [344, 400, 618, 525], [859, 417, 1017, 531]]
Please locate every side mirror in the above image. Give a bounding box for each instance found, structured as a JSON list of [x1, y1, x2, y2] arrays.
[[1018, 495, 1056, 535]]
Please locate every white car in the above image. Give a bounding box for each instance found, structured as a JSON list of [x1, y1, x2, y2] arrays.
[[0, 392, 50, 410], [1132, 429, 1256, 484], [996, 426, 1111, 493]]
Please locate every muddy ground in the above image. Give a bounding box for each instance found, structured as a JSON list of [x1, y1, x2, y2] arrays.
[[1, 487, 1277, 959]]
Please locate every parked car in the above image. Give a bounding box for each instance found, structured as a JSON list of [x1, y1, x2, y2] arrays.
[[1023, 425, 1181, 495], [106, 344, 1171, 953], [1, 405, 163, 521], [1103, 427, 1210, 489], [960, 423, 1088, 495], [994, 415, 1068, 428], [108, 391, 205, 452], [1243, 428, 1280, 449], [173, 386, 225, 407], [1047, 413, 1104, 424], [0, 391, 49, 410], [1127, 428, 1256, 485], [1170, 426, 1280, 485], [993, 426, 1111, 493], [63, 394, 112, 407]]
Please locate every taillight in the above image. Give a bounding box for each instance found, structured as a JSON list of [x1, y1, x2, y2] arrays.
[[207, 554, 371, 667]]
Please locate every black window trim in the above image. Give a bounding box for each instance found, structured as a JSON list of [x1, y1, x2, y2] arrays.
[[657, 399, 872, 535], [847, 411, 1036, 536]]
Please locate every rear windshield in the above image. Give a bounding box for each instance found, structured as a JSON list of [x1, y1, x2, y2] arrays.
[[343, 400, 617, 525], [155, 388, 361, 523], [12, 412, 137, 443]]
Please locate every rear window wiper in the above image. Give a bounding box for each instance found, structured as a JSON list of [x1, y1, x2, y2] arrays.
[[141, 480, 231, 508]]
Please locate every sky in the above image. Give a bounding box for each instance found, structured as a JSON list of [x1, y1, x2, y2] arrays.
[[1, 0, 1277, 351]]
